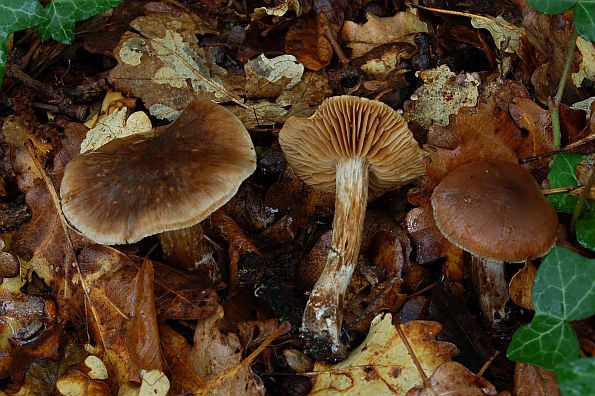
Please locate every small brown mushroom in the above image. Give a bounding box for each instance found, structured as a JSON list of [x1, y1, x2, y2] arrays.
[[60, 99, 256, 280], [431, 160, 558, 329], [279, 95, 425, 360]]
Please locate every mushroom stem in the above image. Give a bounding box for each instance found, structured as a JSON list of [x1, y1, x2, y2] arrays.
[[158, 223, 221, 283], [302, 157, 368, 361], [471, 256, 509, 330]]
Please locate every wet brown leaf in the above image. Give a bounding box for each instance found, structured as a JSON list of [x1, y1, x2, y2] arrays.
[[407, 361, 499, 395], [405, 205, 451, 265], [285, 13, 333, 70], [514, 363, 560, 396], [509, 261, 536, 311]]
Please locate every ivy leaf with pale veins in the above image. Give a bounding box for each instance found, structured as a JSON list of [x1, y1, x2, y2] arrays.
[[36, 0, 122, 43], [0, 0, 44, 80], [556, 357, 595, 396]]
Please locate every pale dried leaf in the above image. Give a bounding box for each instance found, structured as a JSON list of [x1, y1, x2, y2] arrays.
[[252, 0, 301, 19], [310, 314, 458, 395], [404, 65, 480, 128], [109, 13, 245, 121], [471, 16, 525, 54], [80, 108, 152, 153], [572, 37, 595, 88], [245, 54, 304, 99]]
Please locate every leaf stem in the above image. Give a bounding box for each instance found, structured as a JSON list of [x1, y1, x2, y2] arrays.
[[550, 23, 577, 148]]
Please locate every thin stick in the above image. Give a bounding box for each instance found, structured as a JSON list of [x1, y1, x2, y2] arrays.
[[476, 350, 499, 377], [395, 320, 431, 386], [320, 13, 349, 66]]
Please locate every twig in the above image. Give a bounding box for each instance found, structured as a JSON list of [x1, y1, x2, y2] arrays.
[[320, 13, 349, 66], [476, 350, 499, 377]]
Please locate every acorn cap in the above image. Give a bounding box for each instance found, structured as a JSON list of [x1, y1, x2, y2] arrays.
[[60, 99, 256, 244], [431, 160, 558, 262], [279, 95, 425, 199]]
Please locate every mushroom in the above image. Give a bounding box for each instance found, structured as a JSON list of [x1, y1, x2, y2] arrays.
[[430, 160, 558, 329], [60, 99, 256, 280], [279, 95, 425, 360]]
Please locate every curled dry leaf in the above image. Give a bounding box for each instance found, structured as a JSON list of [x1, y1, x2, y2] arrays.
[[572, 37, 595, 89], [252, 0, 301, 20], [212, 210, 265, 290], [406, 361, 499, 395], [0, 274, 61, 381], [403, 65, 480, 129], [109, 13, 244, 121], [471, 16, 525, 54], [508, 261, 536, 311], [310, 314, 458, 395], [340, 12, 428, 58], [405, 205, 452, 265]]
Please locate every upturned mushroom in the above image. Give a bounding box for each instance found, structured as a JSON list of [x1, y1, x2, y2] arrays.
[[279, 95, 425, 360], [431, 160, 558, 329], [60, 99, 256, 280]]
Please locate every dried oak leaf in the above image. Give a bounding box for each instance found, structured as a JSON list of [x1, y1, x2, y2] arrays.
[[403, 65, 480, 129], [244, 54, 304, 99], [310, 314, 457, 395], [407, 361, 500, 395], [108, 13, 244, 121], [425, 99, 521, 185], [514, 362, 560, 396], [55, 356, 111, 396], [340, 12, 428, 58], [161, 306, 265, 396]]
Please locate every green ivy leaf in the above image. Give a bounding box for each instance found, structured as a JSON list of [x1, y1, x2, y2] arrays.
[[507, 247, 595, 369], [35, 0, 122, 43], [0, 0, 121, 84], [555, 357, 595, 396], [577, 210, 595, 251], [533, 246, 595, 320], [547, 153, 593, 213], [528, 0, 578, 14], [0, 0, 44, 82], [507, 314, 579, 368], [574, 1, 595, 41]]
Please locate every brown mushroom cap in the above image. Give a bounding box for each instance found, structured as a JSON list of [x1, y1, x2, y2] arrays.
[[431, 160, 558, 262], [61, 99, 256, 245], [279, 96, 425, 199]]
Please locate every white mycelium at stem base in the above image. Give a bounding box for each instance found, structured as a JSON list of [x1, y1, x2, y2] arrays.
[[302, 157, 368, 358]]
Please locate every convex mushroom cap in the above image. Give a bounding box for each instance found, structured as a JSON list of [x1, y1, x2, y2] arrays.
[[60, 99, 256, 244], [279, 95, 425, 199], [431, 160, 558, 263]]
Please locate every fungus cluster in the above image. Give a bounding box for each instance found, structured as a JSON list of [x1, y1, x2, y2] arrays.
[[279, 95, 425, 360]]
